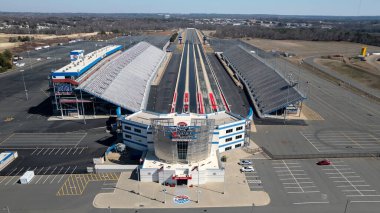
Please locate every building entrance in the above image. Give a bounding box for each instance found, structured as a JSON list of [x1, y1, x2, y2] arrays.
[[177, 179, 188, 186]]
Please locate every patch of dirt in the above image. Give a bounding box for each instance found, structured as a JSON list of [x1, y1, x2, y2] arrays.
[[316, 58, 380, 90]]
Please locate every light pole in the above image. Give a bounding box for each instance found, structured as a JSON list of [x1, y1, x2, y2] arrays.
[[79, 89, 86, 124], [197, 163, 200, 203], [2, 206, 10, 213], [20, 69, 29, 100]]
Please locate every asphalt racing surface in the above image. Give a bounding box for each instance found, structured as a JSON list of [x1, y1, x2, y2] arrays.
[[175, 40, 188, 113]]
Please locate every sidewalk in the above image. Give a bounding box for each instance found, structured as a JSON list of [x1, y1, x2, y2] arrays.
[[48, 115, 109, 121], [93, 149, 270, 209]]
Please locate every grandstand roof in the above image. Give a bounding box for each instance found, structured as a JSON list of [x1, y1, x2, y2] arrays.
[[52, 45, 122, 77], [222, 45, 305, 116], [77, 42, 166, 112]]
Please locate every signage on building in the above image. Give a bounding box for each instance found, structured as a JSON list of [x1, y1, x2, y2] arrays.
[[55, 83, 72, 92], [165, 122, 196, 142]]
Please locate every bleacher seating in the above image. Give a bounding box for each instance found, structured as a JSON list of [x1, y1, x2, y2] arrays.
[[222, 45, 304, 115]]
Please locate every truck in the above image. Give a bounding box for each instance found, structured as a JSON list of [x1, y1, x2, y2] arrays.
[[20, 171, 35, 184]]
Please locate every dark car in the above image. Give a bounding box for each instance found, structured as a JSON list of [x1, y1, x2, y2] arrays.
[[317, 160, 331, 165]]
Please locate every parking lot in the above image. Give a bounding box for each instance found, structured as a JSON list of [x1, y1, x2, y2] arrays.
[[300, 130, 380, 152], [240, 159, 263, 191], [0, 166, 77, 186], [240, 158, 380, 205], [0, 133, 87, 148]]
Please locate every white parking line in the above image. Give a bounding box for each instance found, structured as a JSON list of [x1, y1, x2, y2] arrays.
[[55, 148, 61, 155], [35, 167, 50, 184], [43, 167, 57, 184], [276, 170, 305, 172], [5, 167, 24, 185], [72, 148, 78, 155], [0, 167, 18, 184], [343, 190, 376, 192], [337, 185, 370, 187], [293, 201, 329, 205], [31, 148, 39, 155], [66, 148, 72, 155], [326, 172, 356, 175], [42, 148, 50, 155], [48, 148, 55, 155], [60, 148, 67, 155], [281, 160, 306, 193], [280, 178, 310, 181], [36, 148, 44, 155], [285, 186, 316, 189], [50, 167, 64, 184], [278, 173, 307, 176], [283, 182, 314, 184], [75, 133, 87, 147], [57, 166, 70, 183], [334, 180, 365, 183], [347, 195, 380, 197], [288, 191, 320, 194], [78, 147, 85, 154]]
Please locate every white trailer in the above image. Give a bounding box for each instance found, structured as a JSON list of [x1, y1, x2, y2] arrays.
[[0, 151, 18, 171], [20, 171, 35, 184]]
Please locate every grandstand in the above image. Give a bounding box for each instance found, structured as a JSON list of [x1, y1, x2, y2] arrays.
[[221, 45, 305, 118], [77, 42, 166, 112]]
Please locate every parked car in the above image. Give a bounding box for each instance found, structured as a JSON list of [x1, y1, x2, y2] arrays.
[[240, 166, 255, 172], [317, 159, 331, 165], [239, 160, 252, 165]]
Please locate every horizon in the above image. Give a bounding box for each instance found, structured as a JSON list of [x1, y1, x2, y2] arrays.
[[0, 0, 379, 16]]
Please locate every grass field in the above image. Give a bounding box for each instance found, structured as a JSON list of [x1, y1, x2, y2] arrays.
[[0, 32, 98, 52], [316, 58, 380, 90], [242, 38, 380, 58]]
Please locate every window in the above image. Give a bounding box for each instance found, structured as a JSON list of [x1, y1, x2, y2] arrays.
[[226, 129, 233, 133], [177, 141, 188, 160], [124, 134, 132, 139], [235, 143, 242, 148], [124, 125, 131, 130], [235, 135, 242, 139], [236, 126, 243, 131], [134, 128, 142, 133], [225, 146, 232, 151], [147, 132, 152, 134], [225, 137, 232, 142]]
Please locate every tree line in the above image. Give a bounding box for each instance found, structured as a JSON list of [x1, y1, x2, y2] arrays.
[[0, 49, 13, 72], [211, 26, 380, 47]]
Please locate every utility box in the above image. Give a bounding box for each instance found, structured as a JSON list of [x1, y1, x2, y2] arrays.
[[20, 171, 35, 184]]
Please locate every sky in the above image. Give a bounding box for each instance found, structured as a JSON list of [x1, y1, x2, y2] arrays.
[[0, 0, 379, 16]]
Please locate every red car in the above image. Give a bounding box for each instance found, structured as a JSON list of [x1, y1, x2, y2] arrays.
[[317, 160, 331, 165]]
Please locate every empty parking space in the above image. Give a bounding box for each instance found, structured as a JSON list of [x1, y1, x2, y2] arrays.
[[300, 131, 380, 152], [272, 160, 320, 194], [0, 133, 87, 147], [30, 147, 87, 156], [320, 159, 380, 199], [0, 166, 77, 186], [57, 173, 120, 196]]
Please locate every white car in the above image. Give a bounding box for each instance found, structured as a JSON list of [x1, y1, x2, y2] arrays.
[[239, 160, 252, 165], [240, 166, 255, 172]]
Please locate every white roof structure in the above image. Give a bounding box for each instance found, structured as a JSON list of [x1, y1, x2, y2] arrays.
[[77, 42, 166, 112], [52, 45, 122, 78], [122, 110, 243, 126]]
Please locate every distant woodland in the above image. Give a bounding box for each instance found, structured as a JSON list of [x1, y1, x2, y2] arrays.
[[0, 13, 379, 46]]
